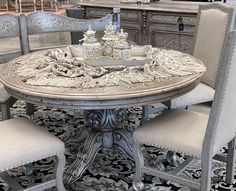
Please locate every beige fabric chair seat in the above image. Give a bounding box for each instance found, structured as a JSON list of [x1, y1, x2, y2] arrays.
[[134, 110, 209, 157], [0, 118, 65, 172], [133, 5, 235, 191], [170, 83, 215, 109]]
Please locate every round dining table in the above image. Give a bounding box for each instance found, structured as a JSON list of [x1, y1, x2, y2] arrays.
[[0, 45, 205, 183]]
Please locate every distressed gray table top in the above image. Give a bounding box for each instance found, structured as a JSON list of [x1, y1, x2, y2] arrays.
[[0, 46, 205, 109]]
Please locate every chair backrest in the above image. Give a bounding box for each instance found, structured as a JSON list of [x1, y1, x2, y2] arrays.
[[19, 8, 121, 54], [0, 14, 23, 64], [203, 30, 236, 156], [65, 8, 84, 44], [193, 3, 234, 88]]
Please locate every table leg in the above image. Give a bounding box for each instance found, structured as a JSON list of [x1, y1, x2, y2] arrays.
[[64, 130, 103, 183], [113, 129, 133, 159], [64, 108, 127, 183]]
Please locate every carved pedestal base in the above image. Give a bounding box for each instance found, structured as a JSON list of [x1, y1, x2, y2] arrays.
[[64, 108, 134, 183]]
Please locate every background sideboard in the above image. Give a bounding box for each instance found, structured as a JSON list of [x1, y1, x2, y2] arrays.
[[79, 1, 198, 54]]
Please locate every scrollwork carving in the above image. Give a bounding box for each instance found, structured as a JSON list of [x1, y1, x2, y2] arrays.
[[83, 109, 126, 131], [26, 11, 113, 34], [13, 46, 205, 89], [0, 15, 19, 37], [28, 13, 89, 33]]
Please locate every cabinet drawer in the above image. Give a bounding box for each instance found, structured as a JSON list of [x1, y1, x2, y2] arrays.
[[149, 29, 194, 54], [86, 7, 113, 18], [148, 12, 197, 26], [121, 10, 142, 22], [149, 23, 195, 34]]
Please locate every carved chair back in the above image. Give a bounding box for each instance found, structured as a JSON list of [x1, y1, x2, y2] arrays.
[[19, 8, 120, 54], [193, 3, 234, 88], [0, 14, 23, 64], [202, 30, 236, 157]]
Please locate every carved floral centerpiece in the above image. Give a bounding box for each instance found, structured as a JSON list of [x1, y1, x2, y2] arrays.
[[6, 24, 206, 90]]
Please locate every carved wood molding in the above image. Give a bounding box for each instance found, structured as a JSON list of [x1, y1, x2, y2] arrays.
[[0, 14, 20, 38], [149, 29, 194, 54], [148, 12, 197, 26], [25, 11, 113, 34]]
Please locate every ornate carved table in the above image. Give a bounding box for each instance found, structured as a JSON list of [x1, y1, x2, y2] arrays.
[[0, 45, 205, 183]]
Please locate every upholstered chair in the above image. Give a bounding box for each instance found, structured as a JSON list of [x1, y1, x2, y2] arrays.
[[132, 30, 236, 190], [0, 117, 66, 191], [141, 3, 234, 124], [0, 14, 22, 120]]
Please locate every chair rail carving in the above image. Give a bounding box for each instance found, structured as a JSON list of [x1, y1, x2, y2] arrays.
[[0, 14, 20, 38], [26, 11, 113, 34]]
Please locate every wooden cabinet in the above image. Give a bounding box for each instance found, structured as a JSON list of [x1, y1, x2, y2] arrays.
[[147, 12, 196, 54], [84, 7, 143, 44], [80, 1, 198, 54]]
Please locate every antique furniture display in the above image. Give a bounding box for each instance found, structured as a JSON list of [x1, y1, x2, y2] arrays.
[[0, 26, 206, 184], [132, 29, 236, 191], [0, 118, 65, 190], [16, 9, 120, 115], [78, 0, 201, 55], [142, 3, 234, 124], [0, 10, 120, 119]]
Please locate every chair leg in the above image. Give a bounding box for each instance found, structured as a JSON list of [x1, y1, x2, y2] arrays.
[[19, 0, 22, 12], [55, 0, 58, 11], [15, 0, 19, 12], [225, 138, 235, 184], [141, 105, 149, 126], [33, 0, 36, 11], [56, 153, 66, 191], [41, 0, 43, 11], [1, 102, 10, 120], [200, 153, 212, 191], [133, 143, 144, 191], [26, 103, 35, 116]]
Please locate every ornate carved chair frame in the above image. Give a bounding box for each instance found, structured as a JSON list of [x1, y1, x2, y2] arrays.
[[19, 8, 120, 54], [141, 3, 235, 124], [133, 29, 236, 190], [0, 14, 21, 120]]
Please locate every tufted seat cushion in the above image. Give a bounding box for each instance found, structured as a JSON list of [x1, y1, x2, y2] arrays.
[[170, 82, 215, 109], [134, 110, 209, 157], [0, 118, 65, 172]]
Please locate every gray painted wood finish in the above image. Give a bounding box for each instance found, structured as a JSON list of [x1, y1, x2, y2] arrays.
[[19, 9, 120, 54], [142, 3, 234, 124], [132, 29, 236, 190], [0, 46, 204, 183], [0, 13, 21, 120], [78, 0, 201, 54]]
